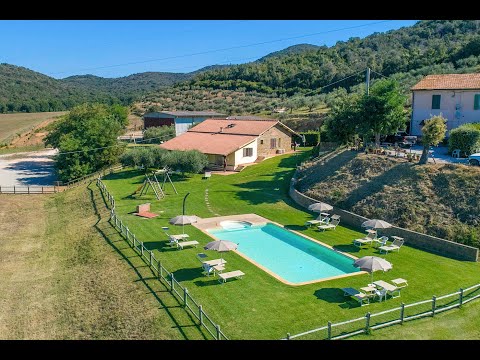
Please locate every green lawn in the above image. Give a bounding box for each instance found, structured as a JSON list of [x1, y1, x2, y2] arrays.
[[101, 149, 480, 340]]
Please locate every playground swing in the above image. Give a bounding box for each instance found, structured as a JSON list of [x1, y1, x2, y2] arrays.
[[132, 167, 178, 200]]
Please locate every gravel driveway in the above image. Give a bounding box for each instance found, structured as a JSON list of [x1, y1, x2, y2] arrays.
[[0, 149, 58, 186]]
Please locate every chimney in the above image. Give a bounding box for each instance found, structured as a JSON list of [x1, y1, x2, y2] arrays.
[[220, 127, 223, 133]]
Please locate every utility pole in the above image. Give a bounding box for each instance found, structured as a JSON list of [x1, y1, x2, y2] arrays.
[[366, 67, 371, 96]]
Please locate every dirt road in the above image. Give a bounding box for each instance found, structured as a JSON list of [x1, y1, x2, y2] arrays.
[[0, 148, 58, 186]]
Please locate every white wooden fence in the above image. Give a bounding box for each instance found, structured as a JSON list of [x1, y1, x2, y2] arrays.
[[283, 283, 480, 340], [96, 178, 228, 340]]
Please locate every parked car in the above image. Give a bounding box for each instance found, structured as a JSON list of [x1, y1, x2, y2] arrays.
[[468, 153, 480, 166], [381, 131, 418, 148]]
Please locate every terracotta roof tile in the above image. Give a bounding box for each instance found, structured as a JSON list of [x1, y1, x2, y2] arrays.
[[411, 73, 480, 90], [159, 132, 257, 156], [189, 119, 278, 136]]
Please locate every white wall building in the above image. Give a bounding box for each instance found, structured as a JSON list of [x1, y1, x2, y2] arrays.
[[410, 74, 480, 137]]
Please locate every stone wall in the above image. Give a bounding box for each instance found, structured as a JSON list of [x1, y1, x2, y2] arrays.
[[257, 125, 293, 156], [289, 177, 479, 262]]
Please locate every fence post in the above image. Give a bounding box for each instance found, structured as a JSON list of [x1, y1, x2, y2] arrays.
[[365, 312, 371, 334], [149, 250, 153, 266], [184, 288, 188, 308], [400, 303, 405, 324], [459, 288, 464, 308], [42, 187, 44, 194], [170, 274, 174, 292], [327, 321, 332, 340], [216, 324, 221, 340], [432, 296, 436, 317], [28, 186, 30, 195], [199, 305, 203, 326], [125, 228, 129, 242], [14, 186, 15, 194], [133, 236, 136, 249], [141, 243, 144, 257]]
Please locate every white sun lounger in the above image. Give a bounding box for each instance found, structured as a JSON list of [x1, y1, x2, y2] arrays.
[[218, 270, 245, 283], [177, 240, 199, 250], [317, 217, 340, 231], [378, 238, 404, 254], [373, 280, 402, 298]]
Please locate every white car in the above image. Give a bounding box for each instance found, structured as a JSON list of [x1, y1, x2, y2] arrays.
[[468, 153, 480, 166]]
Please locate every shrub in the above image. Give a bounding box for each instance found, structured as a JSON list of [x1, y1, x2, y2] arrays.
[[448, 123, 480, 155]]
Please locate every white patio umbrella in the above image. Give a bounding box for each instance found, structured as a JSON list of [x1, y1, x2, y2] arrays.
[[204, 240, 238, 261], [308, 202, 333, 213], [353, 256, 393, 283], [361, 219, 392, 229], [169, 215, 198, 234]]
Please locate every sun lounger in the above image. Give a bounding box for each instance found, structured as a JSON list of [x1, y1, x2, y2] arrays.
[[177, 240, 199, 250], [373, 280, 402, 298], [317, 217, 340, 231], [378, 238, 404, 254], [353, 232, 377, 247], [341, 287, 373, 306], [218, 270, 245, 283]]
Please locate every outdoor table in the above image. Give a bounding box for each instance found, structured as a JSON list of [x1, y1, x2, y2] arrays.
[[360, 286, 376, 294], [391, 236, 404, 241], [212, 264, 225, 275], [320, 212, 330, 219], [203, 259, 227, 266]]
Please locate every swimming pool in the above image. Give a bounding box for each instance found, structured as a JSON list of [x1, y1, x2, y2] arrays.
[[206, 222, 360, 285]]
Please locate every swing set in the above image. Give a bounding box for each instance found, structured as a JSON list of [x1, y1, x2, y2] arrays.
[[132, 166, 178, 200]]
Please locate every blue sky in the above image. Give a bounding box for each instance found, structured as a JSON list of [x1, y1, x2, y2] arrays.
[[0, 20, 417, 79]]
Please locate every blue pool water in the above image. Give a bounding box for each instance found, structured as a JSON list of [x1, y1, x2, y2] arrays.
[[207, 223, 359, 284]]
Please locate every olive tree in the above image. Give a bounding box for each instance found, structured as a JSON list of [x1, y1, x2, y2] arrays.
[[418, 115, 447, 164]]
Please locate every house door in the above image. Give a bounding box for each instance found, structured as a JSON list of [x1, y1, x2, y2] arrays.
[[215, 155, 224, 165]]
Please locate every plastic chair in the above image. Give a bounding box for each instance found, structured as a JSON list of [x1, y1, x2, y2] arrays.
[[452, 149, 461, 158]]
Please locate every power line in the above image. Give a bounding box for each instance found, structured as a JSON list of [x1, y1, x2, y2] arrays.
[[370, 70, 389, 78], [55, 134, 173, 155], [50, 20, 392, 76]]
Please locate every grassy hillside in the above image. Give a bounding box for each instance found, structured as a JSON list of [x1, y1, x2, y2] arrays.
[[0, 185, 205, 339], [0, 111, 66, 147], [296, 152, 480, 248]]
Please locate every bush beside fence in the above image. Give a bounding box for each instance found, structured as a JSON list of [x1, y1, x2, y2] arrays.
[[96, 177, 228, 340], [283, 283, 480, 340]]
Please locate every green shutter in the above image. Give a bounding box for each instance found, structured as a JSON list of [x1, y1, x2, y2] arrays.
[[474, 94, 480, 110], [432, 95, 441, 109]]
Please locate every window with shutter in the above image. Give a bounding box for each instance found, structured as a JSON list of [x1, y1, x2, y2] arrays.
[[243, 148, 253, 157], [432, 95, 441, 109], [270, 138, 277, 149]]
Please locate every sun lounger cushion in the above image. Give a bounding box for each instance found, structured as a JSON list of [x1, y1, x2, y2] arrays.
[[218, 270, 245, 283], [177, 240, 199, 249]]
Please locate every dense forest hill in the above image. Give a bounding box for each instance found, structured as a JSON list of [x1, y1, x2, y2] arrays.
[[190, 20, 480, 95], [0, 63, 230, 113], [258, 44, 321, 60], [61, 72, 191, 102], [0, 64, 120, 113]]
